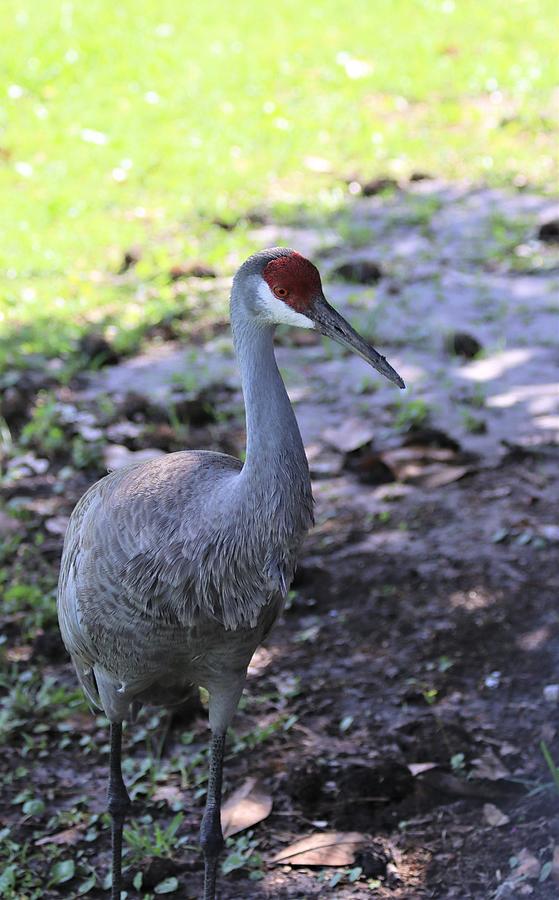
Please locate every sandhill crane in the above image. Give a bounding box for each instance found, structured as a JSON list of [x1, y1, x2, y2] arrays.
[[57, 247, 404, 900]]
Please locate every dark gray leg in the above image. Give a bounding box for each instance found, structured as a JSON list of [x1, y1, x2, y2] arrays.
[[200, 732, 226, 900], [108, 723, 131, 900]]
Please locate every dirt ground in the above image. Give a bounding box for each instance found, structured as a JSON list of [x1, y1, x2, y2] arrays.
[[1, 180, 558, 898]]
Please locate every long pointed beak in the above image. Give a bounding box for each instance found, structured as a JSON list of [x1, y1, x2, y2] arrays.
[[312, 296, 405, 389]]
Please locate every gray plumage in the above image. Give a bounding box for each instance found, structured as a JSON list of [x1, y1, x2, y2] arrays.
[[57, 247, 404, 899], [58, 248, 313, 729]]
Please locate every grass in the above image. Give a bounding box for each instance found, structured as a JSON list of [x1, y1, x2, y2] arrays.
[[1, 0, 559, 366]]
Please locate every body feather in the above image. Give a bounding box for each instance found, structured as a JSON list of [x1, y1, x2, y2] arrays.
[[58, 448, 312, 720]]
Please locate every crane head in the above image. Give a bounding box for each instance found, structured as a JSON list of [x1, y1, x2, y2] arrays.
[[236, 247, 405, 389]]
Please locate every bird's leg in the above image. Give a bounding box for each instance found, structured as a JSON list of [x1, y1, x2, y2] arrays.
[[107, 722, 130, 900], [200, 731, 226, 900]]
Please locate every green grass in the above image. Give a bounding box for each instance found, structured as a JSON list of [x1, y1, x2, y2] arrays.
[[1, 0, 558, 364]]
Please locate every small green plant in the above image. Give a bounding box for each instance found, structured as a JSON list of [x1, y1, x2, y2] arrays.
[[20, 392, 67, 457], [326, 866, 365, 888], [71, 436, 105, 470], [230, 713, 297, 754], [463, 383, 487, 409], [123, 812, 187, 862], [460, 408, 487, 434], [422, 687, 439, 706], [450, 752, 466, 773], [0, 671, 87, 745], [166, 403, 189, 440], [487, 213, 529, 253], [438, 656, 454, 673], [394, 397, 430, 429], [222, 831, 264, 881], [0, 833, 48, 898]]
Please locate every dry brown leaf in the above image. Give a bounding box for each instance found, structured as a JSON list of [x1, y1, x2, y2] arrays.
[[483, 803, 510, 827], [380, 446, 470, 488], [272, 831, 364, 867], [420, 464, 470, 489], [221, 777, 272, 838], [471, 748, 511, 781], [322, 418, 375, 454], [6, 645, 32, 662], [35, 826, 84, 847], [152, 783, 183, 805], [383, 446, 456, 468]]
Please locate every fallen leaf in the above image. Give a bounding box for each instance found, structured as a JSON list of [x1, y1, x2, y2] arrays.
[[515, 848, 540, 880], [499, 742, 521, 757], [6, 645, 32, 662], [322, 418, 375, 454], [382, 446, 455, 470], [380, 447, 470, 488], [272, 831, 364, 867], [154, 877, 179, 895], [152, 784, 184, 805], [420, 465, 471, 489], [408, 762, 439, 776], [471, 748, 511, 781], [483, 803, 510, 827], [36, 826, 84, 847], [221, 778, 272, 838]]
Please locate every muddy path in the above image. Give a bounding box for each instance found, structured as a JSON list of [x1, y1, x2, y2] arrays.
[[1, 181, 558, 898]]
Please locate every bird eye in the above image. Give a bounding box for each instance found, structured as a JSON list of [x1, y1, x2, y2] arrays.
[[274, 286, 288, 298]]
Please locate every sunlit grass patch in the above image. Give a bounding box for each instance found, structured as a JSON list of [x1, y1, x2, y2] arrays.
[[1, 0, 558, 363]]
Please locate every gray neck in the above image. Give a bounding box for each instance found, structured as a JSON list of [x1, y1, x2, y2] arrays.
[[231, 313, 309, 486]]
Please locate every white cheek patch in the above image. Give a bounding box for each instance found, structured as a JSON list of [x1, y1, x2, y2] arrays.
[[257, 281, 314, 329]]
